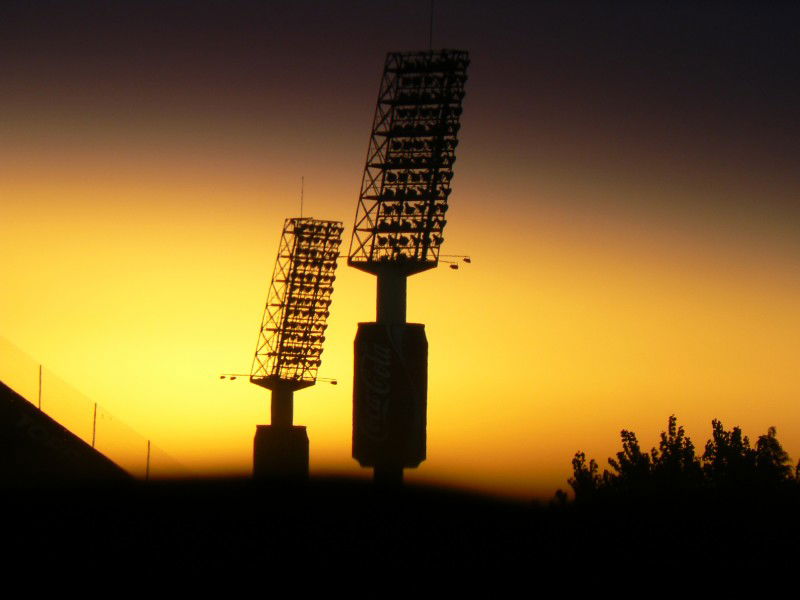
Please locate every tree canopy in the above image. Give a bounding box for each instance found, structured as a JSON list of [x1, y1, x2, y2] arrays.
[[567, 416, 798, 501]]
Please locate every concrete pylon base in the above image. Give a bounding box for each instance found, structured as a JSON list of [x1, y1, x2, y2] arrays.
[[253, 425, 309, 482]]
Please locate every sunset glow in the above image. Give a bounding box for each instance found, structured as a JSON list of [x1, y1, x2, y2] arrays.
[[2, 2, 798, 498]]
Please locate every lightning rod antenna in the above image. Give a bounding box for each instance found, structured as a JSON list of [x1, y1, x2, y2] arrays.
[[300, 176, 304, 218], [428, 0, 434, 50]]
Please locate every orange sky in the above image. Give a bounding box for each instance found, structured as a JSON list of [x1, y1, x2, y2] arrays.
[[1, 2, 798, 498]]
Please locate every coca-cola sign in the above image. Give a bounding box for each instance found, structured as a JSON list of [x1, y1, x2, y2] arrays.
[[358, 341, 392, 442], [352, 323, 427, 468]]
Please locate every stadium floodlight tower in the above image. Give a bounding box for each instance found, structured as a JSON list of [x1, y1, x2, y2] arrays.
[[250, 217, 344, 480], [349, 49, 469, 485]]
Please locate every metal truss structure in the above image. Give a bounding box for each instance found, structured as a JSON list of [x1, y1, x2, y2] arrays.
[[251, 218, 344, 390], [348, 49, 470, 275]]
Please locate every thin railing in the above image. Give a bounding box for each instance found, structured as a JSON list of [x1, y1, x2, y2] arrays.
[[0, 336, 189, 479]]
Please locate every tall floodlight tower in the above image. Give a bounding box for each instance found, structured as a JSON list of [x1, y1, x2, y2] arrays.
[[349, 49, 469, 484], [250, 217, 344, 480]]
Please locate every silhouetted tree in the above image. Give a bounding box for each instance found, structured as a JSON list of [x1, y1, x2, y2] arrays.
[[567, 416, 796, 499], [601, 416, 701, 493], [701, 419, 757, 486], [567, 451, 601, 500], [649, 415, 702, 488], [560, 415, 800, 571], [606, 429, 651, 490], [754, 426, 793, 483]]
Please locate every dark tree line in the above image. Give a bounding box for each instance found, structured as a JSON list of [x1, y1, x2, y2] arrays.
[[566, 415, 799, 501]]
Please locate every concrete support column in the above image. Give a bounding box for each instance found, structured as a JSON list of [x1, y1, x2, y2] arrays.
[[374, 270, 408, 486], [253, 425, 309, 481], [252, 384, 308, 481], [376, 269, 407, 325], [270, 386, 293, 428]]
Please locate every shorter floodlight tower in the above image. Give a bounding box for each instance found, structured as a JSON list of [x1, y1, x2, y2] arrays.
[[349, 49, 469, 485], [250, 217, 344, 480]]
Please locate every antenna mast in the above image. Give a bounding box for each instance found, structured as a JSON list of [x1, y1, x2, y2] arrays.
[[429, 0, 434, 50]]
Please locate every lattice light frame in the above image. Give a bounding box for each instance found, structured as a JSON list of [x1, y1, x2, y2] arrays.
[[251, 218, 344, 387], [348, 49, 469, 275]]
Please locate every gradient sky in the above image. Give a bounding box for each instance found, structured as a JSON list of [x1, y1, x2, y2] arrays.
[[1, 1, 798, 498]]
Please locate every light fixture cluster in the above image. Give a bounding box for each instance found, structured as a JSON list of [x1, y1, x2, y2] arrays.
[[349, 49, 469, 275], [251, 218, 344, 387]]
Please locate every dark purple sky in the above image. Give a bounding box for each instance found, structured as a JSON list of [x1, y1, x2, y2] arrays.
[[3, 1, 798, 233]]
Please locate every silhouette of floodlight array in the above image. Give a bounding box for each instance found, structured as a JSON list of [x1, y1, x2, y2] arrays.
[[251, 218, 344, 390], [349, 49, 469, 486], [348, 49, 469, 274]]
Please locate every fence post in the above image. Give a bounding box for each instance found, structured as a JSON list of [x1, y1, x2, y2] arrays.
[[91, 403, 97, 448], [146, 440, 151, 481]]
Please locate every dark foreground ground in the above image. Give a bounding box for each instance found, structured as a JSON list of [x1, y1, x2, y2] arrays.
[[4, 476, 799, 581]]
